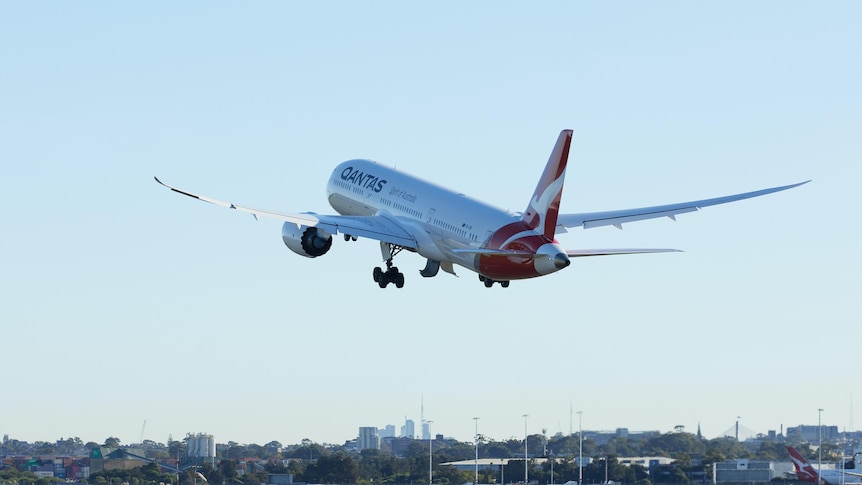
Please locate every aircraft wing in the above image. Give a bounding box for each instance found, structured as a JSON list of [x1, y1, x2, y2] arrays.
[[557, 180, 809, 231], [154, 177, 417, 248]]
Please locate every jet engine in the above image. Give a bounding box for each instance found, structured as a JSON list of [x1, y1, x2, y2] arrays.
[[282, 222, 332, 258]]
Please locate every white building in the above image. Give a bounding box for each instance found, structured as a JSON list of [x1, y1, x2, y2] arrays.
[[401, 419, 415, 438], [359, 427, 380, 450]]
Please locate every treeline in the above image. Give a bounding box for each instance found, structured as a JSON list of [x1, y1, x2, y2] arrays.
[[4, 431, 855, 485]]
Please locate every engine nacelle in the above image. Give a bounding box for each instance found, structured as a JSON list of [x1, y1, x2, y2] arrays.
[[282, 223, 332, 258]]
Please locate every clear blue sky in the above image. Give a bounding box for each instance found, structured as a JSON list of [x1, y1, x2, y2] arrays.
[[2, 2, 859, 447]]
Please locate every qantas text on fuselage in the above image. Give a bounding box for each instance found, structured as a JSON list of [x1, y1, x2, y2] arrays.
[[156, 130, 808, 288]]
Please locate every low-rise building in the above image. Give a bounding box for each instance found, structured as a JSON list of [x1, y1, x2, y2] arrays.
[[715, 459, 793, 484]]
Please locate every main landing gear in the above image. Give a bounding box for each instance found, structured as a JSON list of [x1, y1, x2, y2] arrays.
[[478, 274, 510, 288], [373, 243, 405, 288]]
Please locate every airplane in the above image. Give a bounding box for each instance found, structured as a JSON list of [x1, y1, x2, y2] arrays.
[[155, 129, 808, 288], [787, 446, 862, 485]]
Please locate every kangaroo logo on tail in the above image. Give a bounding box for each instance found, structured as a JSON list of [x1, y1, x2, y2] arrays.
[[522, 130, 572, 238], [478, 130, 573, 280], [788, 446, 820, 483]]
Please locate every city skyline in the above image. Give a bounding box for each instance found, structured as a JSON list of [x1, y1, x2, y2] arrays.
[[3, 414, 852, 447], [2, 2, 859, 449]]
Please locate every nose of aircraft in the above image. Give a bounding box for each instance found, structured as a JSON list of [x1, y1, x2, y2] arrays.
[[554, 252, 570, 269]]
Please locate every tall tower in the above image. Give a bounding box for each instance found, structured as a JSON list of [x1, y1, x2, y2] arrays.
[[421, 394, 429, 440]]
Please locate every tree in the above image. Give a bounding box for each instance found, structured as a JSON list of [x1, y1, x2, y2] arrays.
[[265, 441, 283, 456], [104, 437, 121, 448], [284, 442, 326, 460], [33, 441, 56, 455], [434, 465, 470, 485], [434, 441, 474, 463], [600, 437, 638, 457], [641, 432, 705, 457], [650, 463, 690, 484], [55, 437, 84, 455], [1, 468, 40, 485], [484, 441, 512, 458], [168, 439, 186, 459], [548, 434, 598, 457], [140, 462, 164, 482], [218, 459, 239, 481], [754, 441, 788, 460], [305, 453, 359, 484], [704, 437, 749, 461], [35, 477, 62, 485], [674, 452, 692, 470]]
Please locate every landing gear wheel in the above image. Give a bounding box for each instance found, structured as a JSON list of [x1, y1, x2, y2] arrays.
[[500, 281, 510, 288], [483, 278, 494, 288], [373, 243, 408, 288]]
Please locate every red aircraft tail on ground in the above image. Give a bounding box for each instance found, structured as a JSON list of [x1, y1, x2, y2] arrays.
[[788, 446, 822, 483]]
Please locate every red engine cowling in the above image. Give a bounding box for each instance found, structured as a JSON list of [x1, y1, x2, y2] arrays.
[[281, 223, 332, 258]]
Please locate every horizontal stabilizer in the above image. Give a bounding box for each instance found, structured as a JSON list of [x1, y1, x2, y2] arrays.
[[566, 248, 682, 257], [453, 247, 681, 259], [452, 248, 538, 258]]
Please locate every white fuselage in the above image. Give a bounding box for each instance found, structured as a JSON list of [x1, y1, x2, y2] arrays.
[[326, 159, 521, 272], [820, 469, 862, 485]]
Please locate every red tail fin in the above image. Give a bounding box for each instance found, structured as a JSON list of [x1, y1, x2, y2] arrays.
[[788, 447, 820, 482], [522, 130, 572, 239]]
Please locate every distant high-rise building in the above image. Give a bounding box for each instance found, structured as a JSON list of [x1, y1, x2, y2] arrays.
[[401, 419, 415, 438], [786, 424, 839, 442], [380, 425, 396, 439], [359, 427, 380, 450], [421, 421, 430, 440]]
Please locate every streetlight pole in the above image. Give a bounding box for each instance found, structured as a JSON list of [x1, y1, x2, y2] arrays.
[[818, 408, 824, 485], [523, 414, 529, 485], [474, 417, 480, 485], [577, 411, 583, 485], [428, 420, 434, 485]]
